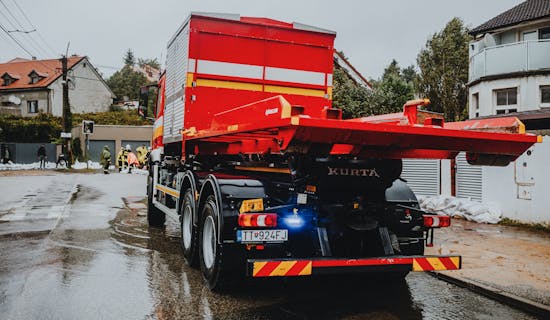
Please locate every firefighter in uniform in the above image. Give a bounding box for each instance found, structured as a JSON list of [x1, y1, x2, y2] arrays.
[[136, 145, 148, 168], [116, 146, 128, 172], [100, 145, 111, 174]]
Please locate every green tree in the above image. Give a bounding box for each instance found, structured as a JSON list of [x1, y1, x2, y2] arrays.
[[138, 58, 160, 69], [332, 67, 371, 118], [417, 18, 472, 121], [333, 59, 414, 118], [401, 65, 417, 85], [106, 65, 148, 101], [124, 49, 136, 66]]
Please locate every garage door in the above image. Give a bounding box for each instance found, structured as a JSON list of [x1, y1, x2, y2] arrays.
[[401, 159, 441, 196], [88, 140, 116, 162], [456, 152, 482, 201]]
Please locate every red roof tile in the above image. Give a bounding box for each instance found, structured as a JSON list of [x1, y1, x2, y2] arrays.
[[0, 56, 84, 91]]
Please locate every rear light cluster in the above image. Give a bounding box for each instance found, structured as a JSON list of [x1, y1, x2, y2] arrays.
[[238, 213, 277, 227], [423, 214, 451, 228]]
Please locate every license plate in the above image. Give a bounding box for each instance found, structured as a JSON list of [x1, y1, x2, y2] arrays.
[[237, 229, 288, 243]]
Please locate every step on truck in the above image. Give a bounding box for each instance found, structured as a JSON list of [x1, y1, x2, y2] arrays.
[[139, 13, 539, 290]]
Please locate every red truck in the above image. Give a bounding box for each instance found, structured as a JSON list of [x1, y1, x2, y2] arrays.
[[139, 13, 539, 290]]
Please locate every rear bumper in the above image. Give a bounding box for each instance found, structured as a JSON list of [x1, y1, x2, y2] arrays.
[[247, 255, 461, 278]]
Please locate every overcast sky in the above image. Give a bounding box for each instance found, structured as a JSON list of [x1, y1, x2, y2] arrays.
[[0, 0, 523, 79]]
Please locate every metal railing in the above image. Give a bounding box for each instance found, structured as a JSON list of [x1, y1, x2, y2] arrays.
[[469, 39, 550, 82]]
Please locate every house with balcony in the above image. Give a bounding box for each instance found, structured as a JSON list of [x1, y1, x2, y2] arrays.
[[468, 0, 550, 118], [460, 0, 550, 224]]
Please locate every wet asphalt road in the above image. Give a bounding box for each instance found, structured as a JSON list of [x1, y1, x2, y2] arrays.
[[0, 173, 541, 319]]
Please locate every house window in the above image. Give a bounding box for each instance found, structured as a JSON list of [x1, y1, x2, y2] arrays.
[[27, 100, 38, 113], [496, 109, 517, 115], [30, 76, 39, 84], [2, 77, 12, 86], [540, 27, 550, 40], [495, 88, 517, 106], [541, 86, 550, 104], [472, 93, 479, 110], [523, 31, 537, 41]]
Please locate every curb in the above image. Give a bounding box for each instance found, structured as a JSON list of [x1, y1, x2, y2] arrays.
[[430, 272, 550, 319]]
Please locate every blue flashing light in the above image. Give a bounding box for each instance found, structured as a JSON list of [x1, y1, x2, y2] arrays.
[[284, 215, 305, 229]]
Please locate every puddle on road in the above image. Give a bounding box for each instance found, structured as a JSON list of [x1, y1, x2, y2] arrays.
[[1, 196, 539, 320], [106, 203, 537, 320]]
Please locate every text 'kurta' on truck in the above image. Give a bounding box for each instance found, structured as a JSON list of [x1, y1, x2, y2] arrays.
[[138, 13, 539, 290]]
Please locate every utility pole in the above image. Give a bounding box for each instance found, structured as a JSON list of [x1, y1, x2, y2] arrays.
[[61, 42, 72, 168]]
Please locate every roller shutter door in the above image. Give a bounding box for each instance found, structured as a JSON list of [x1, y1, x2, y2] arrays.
[[88, 140, 116, 162], [401, 159, 440, 196], [455, 152, 482, 201]]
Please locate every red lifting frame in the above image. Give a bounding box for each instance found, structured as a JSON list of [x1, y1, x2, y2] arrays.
[[183, 95, 539, 160]]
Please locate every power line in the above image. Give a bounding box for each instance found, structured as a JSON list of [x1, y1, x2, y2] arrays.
[[0, 0, 52, 58], [0, 6, 47, 58], [6, 28, 36, 33], [0, 23, 34, 57], [9, 0, 57, 56]]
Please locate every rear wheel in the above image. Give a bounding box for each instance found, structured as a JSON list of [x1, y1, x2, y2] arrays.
[[181, 189, 199, 267], [199, 196, 231, 291], [147, 175, 165, 227]]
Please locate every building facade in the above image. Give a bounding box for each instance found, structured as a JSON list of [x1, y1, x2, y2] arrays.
[[468, 0, 550, 118], [463, 0, 550, 224], [0, 56, 114, 117]]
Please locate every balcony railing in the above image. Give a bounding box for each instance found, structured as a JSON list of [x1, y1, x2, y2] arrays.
[[469, 39, 550, 82]]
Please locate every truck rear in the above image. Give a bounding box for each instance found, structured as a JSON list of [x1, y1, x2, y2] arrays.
[[140, 13, 539, 290]]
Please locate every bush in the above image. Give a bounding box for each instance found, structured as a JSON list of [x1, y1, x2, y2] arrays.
[[0, 113, 62, 142], [72, 110, 149, 126]]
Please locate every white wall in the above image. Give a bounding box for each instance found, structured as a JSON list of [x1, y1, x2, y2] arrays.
[[482, 137, 550, 224], [469, 74, 550, 118], [50, 58, 113, 116]]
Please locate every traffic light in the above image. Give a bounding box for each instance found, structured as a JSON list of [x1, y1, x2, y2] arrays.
[[83, 120, 94, 135]]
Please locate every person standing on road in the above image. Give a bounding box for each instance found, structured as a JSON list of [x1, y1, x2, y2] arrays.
[[100, 145, 111, 174], [37, 144, 47, 169], [116, 146, 128, 172], [1, 144, 10, 164]]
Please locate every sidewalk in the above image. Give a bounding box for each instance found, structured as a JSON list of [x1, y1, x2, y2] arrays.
[[426, 219, 550, 316]]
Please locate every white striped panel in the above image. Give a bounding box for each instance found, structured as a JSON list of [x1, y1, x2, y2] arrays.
[[197, 60, 263, 79], [265, 66, 325, 86], [327, 73, 333, 86], [188, 59, 196, 73]]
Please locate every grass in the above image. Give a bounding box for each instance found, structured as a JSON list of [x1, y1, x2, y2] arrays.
[[499, 218, 550, 234]]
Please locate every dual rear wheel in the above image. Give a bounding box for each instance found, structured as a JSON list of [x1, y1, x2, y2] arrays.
[[180, 191, 229, 290]]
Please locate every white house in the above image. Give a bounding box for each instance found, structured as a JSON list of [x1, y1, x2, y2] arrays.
[[468, 0, 550, 117], [0, 56, 114, 117], [462, 0, 550, 224]]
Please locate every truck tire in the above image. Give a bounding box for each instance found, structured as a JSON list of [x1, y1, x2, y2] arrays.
[[199, 195, 231, 291], [181, 189, 199, 267], [147, 175, 165, 227]]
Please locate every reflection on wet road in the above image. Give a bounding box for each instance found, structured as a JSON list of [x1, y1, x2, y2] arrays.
[[0, 174, 540, 319]]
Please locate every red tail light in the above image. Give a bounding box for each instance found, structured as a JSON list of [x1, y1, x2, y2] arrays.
[[423, 215, 451, 228], [238, 213, 277, 227]]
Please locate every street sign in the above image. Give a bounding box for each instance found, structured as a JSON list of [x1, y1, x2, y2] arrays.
[[82, 120, 94, 135], [60, 132, 72, 138]]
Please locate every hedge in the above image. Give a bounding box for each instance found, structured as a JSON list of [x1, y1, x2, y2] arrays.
[[0, 110, 150, 143], [0, 113, 62, 143]]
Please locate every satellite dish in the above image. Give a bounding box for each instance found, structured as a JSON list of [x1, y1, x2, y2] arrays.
[[8, 95, 21, 105]]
